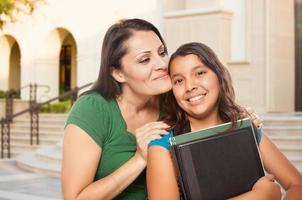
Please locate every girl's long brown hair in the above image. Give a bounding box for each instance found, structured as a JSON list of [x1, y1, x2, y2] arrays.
[[162, 42, 243, 135]]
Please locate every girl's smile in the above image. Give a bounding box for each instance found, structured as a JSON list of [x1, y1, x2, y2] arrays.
[[170, 54, 220, 120]]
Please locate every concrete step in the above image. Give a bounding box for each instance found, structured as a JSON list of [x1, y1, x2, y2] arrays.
[[38, 113, 68, 118], [261, 113, 302, 127], [12, 118, 66, 124], [36, 146, 62, 165], [11, 124, 64, 131], [9, 147, 36, 158], [268, 135, 302, 145], [276, 144, 302, 158], [11, 129, 64, 136], [16, 152, 60, 177], [286, 155, 302, 173], [16, 113, 68, 119], [263, 126, 302, 136], [11, 143, 39, 153], [11, 134, 62, 142], [11, 137, 62, 146]]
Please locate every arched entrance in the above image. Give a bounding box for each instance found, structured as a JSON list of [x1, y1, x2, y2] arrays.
[[59, 33, 77, 94], [9, 42, 21, 90], [39, 28, 77, 99], [0, 35, 21, 91]]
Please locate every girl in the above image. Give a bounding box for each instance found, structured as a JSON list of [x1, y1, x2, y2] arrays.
[[147, 42, 302, 199]]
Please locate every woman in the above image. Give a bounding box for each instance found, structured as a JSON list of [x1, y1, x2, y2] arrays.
[[147, 42, 302, 199], [61, 18, 172, 199], [62, 19, 262, 199]]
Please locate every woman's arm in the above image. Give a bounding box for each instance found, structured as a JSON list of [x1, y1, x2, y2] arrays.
[[61, 124, 146, 200], [147, 146, 179, 200], [260, 134, 302, 199]]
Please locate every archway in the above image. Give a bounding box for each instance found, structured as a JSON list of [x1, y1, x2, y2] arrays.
[[59, 32, 77, 95], [39, 28, 77, 99], [9, 42, 21, 90], [0, 35, 21, 91]]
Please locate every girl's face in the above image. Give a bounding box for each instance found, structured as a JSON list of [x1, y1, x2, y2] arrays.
[[170, 54, 220, 120], [115, 31, 172, 97]]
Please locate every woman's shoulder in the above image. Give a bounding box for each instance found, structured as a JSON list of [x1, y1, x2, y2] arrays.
[[74, 92, 114, 109], [77, 91, 109, 103], [66, 92, 113, 147], [67, 92, 116, 119]]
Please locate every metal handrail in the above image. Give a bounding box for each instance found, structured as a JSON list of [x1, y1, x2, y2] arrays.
[[6, 82, 92, 120], [4, 84, 51, 120], [0, 82, 93, 158], [5, 83, 50, 95]]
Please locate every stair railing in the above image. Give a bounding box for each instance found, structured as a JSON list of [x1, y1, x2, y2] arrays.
[[0, 82, 93, 158], [4, 84, 50, 122]]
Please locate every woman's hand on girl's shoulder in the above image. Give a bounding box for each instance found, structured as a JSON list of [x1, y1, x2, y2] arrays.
[[134, 121, 170, 161], [241, 107, 263, 128]]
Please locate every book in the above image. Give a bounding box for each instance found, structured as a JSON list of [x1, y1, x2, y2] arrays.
[[169, 118, 265, 200]]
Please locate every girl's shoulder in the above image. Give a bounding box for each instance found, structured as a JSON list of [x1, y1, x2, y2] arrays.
[[148, 131, 174, 150]]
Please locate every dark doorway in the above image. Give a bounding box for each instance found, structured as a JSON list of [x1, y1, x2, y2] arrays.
[[9, 42, 21, 91], [295, 0, 302, 111], [59, 45, 71, 95]]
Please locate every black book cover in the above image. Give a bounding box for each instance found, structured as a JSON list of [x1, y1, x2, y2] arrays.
[[169, 118, 265, 200]]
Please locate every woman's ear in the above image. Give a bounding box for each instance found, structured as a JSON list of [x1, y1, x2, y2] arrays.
[[111, 68, 126, 83]]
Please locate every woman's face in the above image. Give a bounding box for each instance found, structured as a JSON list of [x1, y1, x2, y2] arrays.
[[116, 31, 172, 96], [170, 54, 220, 119]]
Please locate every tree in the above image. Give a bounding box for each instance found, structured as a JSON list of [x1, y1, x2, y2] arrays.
[[0, 0, 44, 29]]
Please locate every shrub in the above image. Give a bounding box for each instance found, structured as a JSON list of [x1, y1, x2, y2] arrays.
[[0, 89, 5, 98], [40, 100, 71, 113]]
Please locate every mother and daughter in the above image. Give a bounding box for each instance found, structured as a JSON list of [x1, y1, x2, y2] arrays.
[[61, 18, 302, 199]]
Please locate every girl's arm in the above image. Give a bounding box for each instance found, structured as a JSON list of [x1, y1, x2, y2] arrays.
[[147, 146, 180, 200], [147, 146, 281, 200], [229, 175, 281, 200], [62, 124, 146, 200], [259, 134, 302, 199]]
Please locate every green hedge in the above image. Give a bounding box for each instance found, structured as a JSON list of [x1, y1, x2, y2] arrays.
[[0, 89, 5, 98], [40, 100, 72, 113]]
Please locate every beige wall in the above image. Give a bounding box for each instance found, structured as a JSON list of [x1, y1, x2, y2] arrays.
[[228, 0, 267, 112], [265, 0, 295, 112], [164, 9, 232, 63]]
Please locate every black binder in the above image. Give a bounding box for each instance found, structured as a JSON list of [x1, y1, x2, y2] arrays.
[[169, 118, 265, 200]]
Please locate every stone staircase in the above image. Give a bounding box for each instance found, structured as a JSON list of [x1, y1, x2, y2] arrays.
[[10, 113, 67, 177], [5, 113, 302, 177], [262, 113, 302, 173], [10, 114, 66, 157], [16, 141, 62, 177]]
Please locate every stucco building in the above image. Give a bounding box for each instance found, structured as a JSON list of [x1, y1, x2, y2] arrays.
[[0, 0, 301, 114]]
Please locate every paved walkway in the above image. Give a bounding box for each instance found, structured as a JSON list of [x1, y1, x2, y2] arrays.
[[0, 159, 61, 200]]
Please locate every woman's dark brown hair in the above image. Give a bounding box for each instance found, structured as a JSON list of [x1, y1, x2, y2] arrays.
[[88, 18, 167, 99], [163, 42, 243, 134]]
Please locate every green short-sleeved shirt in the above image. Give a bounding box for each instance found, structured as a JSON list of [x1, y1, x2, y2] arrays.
[[65, 92, 146, 200]]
